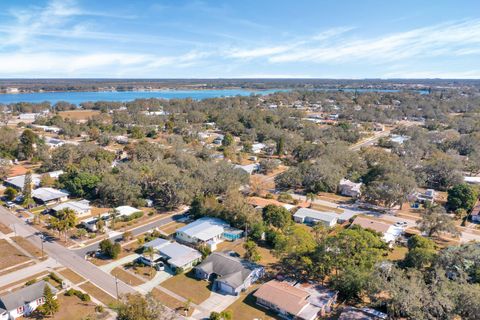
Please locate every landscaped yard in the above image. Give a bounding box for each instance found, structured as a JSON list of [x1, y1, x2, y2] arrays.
[[160, 271, 212, 304], [225, 285, 278, 320], [0, 239, 30, 269]]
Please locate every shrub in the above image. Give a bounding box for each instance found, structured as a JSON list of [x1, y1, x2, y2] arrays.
[[49, 272, 63, 284], [25, 279, 37, 286]]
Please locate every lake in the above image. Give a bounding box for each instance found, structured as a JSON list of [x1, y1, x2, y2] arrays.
[[0, 88, 428, 105], [0, 89, 286, 105]]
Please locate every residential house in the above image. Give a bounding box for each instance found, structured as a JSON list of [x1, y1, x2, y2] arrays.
[[51, 200, 91, 218], [234, 163, 260, 175], [140, 238, 202, 272], [414, 189, 436, 204], [115, 206, 142, 218], [0, 281, 58, 320], [32, 188, 69, 205], [293, 208, 338, 227], [338, 307, 387, 320], [175, 217, 243, 250], [194, 252, 264, 295], [251, 143, 266, 154], [470, 199, 480, 223], [351, 216, 403, 244], [247, 197, 296, 212], [4, 171, 63, 190], [338, 179, 362, 198], [254, 280, 337, 320]]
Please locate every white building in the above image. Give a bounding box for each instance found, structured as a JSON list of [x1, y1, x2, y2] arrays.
[[115, 206, 142, 218], [175, 217, 231, 250], [141, 238, 202, 271], [293, 208, 338, 227], [32, 188, 69, 205], [338, 179, 362, 198], [0, 281, 58, 320], [51, 200, 91, 217], [351, 216, 404, 244]]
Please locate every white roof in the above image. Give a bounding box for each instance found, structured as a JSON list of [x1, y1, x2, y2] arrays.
[[294, 208, 338, 224], [115, 205, 141, 217], [339, 178, 362, 192], [464, 176, 480, 184], [144, 238, 202, 268], [6, 174, 41, 189], [234, 163, 259, 175], [32, 187, 69, 202], [176, 217, 229, 241], [52, 200, 91, 214]]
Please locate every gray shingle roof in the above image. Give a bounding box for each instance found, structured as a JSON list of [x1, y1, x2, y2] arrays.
[[0, 281, 58, 311], [195, 252, 262, 288]]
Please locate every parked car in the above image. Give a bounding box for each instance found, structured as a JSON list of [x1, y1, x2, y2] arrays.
[[394, 221, 408, 228]]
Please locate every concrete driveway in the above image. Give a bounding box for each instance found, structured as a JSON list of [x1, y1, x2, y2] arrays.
[[192, 291, 239, 319]]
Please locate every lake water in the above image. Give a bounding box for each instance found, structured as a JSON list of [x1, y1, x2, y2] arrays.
[[0, 89, 286, 105], [0, 88, 429, 105]]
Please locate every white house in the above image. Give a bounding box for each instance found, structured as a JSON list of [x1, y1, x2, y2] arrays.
[[32, 188, 69, 205], [141, 238, 202, 271], [0, 281, 58, 320], [234, 163, 260, 175], [175, 217, 236, 250], [115, 206, 142, 218], [4, 171, 63, 190], [51, 200, 91, 218], [293, 208, 338, 227], [251, 143, 266, 154], [338, 179, 362, 198]]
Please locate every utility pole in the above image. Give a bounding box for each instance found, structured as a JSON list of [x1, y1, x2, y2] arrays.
[[40, 234, 44, 259], [115, 276, 119, 300]]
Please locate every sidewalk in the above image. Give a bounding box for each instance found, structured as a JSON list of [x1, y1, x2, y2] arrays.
[[99, 253, 140, 273], [0, 258, 60, 287]]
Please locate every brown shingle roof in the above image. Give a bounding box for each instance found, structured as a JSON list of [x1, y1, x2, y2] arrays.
[[254, 280, 309, 315], [352, 216, 391, 234]]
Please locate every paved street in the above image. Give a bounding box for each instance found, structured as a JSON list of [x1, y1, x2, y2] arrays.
[[0, 206, 135, 298], [75, 209, 189, 257]]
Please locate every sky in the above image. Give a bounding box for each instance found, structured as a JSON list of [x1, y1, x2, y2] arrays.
[[0, 0, 479, 79]]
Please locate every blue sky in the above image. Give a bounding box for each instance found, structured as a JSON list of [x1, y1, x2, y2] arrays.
[[0, 0, 479, 78]]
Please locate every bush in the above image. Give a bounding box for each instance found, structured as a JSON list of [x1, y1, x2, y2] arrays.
[[65, 289, 90, 301], [49, 272, 62, 284], [122, 211, 144, 222], [95, 305, 105, 313], [25, 279, 37, 286], [99, 239, 122, 259]]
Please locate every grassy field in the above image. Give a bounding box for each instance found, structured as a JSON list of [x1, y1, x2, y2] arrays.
[[160, 271, 211, 304], [38, 294, 109, 320], [0, 239, 30, 269], [58, 110, 102, 121]]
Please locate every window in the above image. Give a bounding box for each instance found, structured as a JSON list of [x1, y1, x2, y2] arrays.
[[37, 297, 45, 305], [17, 306, 24, 314]]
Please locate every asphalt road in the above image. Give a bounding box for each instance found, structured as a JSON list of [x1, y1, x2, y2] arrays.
[[74, 210, 188, 257], [0, 205, 135, 298]]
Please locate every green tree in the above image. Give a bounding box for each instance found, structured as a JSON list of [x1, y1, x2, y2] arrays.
[[262, 205, 292, 230], [99, 239, 121, 259], [40, 284, 59, 316], [403, 235, 437, 269], [22, 170, 35, 208], [4, 186, 18, 201], [18, 129, 37, 160], [447, 183, 478, 212], [243, 240, 261, 262], [57, 208, 78, 241], [143, 246, 156, 276], [222, 133, 234, 147], [417, 205, 460, 238], [117, 293, 172, 320], [276, 136, 285, 156]]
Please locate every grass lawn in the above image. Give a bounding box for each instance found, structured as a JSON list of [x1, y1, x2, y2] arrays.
[[160, 271, 212, 304], [0, 239, 30, 269], [80, 282, 116, 306], [12, 236, 46, 259], [111, 267, 145, 286], [226, 285, 278, 320], [310, 203, 344, 214], [387, 246, 408, 261], [151, 288, 193, 316], [58, 268, 85, 285]]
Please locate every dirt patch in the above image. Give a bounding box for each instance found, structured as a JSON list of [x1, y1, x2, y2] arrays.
[[111, 267, 144, 286], [12, 236, 46, 259]]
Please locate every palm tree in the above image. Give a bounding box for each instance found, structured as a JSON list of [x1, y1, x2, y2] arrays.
[[57, 208, 78, 241], [109, 208, 120, 230], [306, 192, 317, 208], [143, 246, 156, 276]]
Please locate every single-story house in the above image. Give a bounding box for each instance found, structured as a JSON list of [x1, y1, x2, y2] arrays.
[[251, 143, 266, 154], [81, 213, 110, 232], [247, 197, 296, 211], [194, 252, 264, 295], [176, 217, 243, 250], [338, 179, 362, 198], [293, 208, 338, 227], [51, 200, 91, 217], [351, 216, 403, 243], [0, 281, 58, 320], [234, 163, 260, 175], [4, 171, 63, 190], [254, 280, 337, 320], [32, 188, 69, 205], [338, 307, 387, 320], [141, 238, 202, 271], [115, 206, 142, 218], [414, 189, 436, 204]]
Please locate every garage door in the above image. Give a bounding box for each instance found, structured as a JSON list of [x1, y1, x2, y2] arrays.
[[217, 281, 235, 295]]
